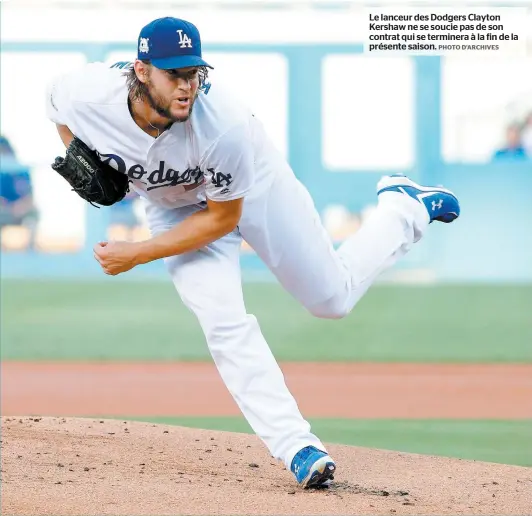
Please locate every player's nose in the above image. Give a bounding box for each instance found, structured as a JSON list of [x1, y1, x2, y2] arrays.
[[176, 77, 192, 91]]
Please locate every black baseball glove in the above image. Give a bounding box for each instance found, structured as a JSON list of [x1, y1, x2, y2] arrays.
[[51, 137, 129, 207]]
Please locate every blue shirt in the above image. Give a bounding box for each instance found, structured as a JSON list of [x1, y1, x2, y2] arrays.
[[0, 159, 32, 204], [492, 147, 529, 161]]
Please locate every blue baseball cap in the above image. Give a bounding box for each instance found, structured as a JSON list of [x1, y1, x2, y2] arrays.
[[137, 17, 213, 70]]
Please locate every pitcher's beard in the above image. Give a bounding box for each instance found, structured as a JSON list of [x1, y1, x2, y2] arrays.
[[146, 88, 197, 123]]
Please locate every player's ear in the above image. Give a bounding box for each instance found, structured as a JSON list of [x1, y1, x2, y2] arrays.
[[133, 60, 150, 84]]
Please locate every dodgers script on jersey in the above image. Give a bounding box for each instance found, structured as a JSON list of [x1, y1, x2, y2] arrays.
[[46, 62, 282, 209]]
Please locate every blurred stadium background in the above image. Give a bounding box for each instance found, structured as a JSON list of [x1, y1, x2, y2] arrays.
[[1, 0, 531, 467]]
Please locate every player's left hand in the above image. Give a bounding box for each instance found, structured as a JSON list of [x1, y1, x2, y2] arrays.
[[93, 241, 140, 275]]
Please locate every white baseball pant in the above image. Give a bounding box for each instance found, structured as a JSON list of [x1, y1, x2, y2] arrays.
[[144, 167, 427, 470]]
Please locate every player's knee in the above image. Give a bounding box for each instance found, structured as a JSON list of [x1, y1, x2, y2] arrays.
[[200, 315, 253, 347], [306, 299, 350, 320]]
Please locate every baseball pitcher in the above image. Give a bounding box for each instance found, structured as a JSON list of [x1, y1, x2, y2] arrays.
[[46, 17, 460, 488]]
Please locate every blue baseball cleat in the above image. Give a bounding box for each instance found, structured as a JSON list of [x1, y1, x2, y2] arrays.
[[290, 446, 336, 488], [377, 174, 460, 224]]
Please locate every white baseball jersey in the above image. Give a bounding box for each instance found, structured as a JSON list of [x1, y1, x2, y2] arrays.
[[45, 62, 283, 209]]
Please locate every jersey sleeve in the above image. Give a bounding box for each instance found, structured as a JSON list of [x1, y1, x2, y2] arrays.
[[45, 70, 76, 126], [45, 63, 110, 127], [201, 123, 255, 202]]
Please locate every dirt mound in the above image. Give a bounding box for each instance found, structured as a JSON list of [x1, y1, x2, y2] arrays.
[[1, 417, 530, 515]]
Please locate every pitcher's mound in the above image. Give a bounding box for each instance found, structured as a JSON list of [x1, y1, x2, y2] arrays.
[[1, 417, 530, 515]]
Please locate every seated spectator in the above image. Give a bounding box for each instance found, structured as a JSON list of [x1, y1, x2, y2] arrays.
[[0, 135, 39, 250], [521, 111, 532, 157], [491, 124, 529, 161], [0, 134, 15, 156]]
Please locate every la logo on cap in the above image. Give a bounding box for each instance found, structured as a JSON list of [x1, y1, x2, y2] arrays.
[[177, 30, 192, 49]]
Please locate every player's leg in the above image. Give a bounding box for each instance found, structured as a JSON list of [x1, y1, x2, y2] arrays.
[[144, 201, 331, 479], [239, 170, 459, 319]]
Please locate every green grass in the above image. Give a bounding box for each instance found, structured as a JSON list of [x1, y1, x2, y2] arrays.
[[2, 280, 531, 362], [122, 416, 532, 467]]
